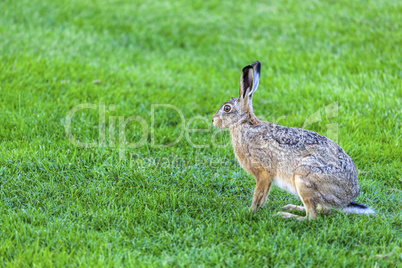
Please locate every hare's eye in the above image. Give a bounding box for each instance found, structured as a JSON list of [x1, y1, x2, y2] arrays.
[[223, 105, 231, 112]]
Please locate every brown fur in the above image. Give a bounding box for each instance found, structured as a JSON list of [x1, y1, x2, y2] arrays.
[[212, 61, 373, 220]]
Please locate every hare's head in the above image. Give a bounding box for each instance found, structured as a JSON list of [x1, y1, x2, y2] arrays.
[[212, 61, 261, 129]]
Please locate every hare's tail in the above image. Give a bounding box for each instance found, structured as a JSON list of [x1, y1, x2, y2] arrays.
[[341, 202, 375, 214]]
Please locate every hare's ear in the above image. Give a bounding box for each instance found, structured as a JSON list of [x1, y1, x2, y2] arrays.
[[238, 61, 261, 108]]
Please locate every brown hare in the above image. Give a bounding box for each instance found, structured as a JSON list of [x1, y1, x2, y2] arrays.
[[212, 61, 374, 220]]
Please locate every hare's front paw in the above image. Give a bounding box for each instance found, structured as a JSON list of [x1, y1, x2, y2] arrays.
[[248, 205, 258, 213]]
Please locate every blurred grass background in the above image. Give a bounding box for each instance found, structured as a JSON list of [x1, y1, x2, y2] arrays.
[[0, 0, 401, 266]]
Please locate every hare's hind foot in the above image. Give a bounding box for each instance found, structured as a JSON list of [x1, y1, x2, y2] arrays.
[[282, 204, 305, 212], [282, 204, 331, 215], [276, 212, 306, 221]]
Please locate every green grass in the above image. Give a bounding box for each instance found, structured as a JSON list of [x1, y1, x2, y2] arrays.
[[0, 0, 401, 266]]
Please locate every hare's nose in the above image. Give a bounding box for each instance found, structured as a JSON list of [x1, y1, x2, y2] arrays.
[[212, 114, 218, 123]]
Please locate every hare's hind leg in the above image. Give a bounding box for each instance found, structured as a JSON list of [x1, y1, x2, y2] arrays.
[[277, 174, 317, 221], [294, 174, 317, 220]]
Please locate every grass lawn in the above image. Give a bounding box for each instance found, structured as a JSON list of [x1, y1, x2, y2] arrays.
[[0, 0, 401, 266]]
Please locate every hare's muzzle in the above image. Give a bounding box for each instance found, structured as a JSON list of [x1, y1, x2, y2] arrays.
[[211, 114, 216, 124]]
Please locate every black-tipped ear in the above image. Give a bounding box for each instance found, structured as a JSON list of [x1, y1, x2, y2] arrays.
[[239, 65, 254, 99], [238, 61, 261, 105]]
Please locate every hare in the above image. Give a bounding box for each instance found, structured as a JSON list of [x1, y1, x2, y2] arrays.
[[212, 61, 374, 220]]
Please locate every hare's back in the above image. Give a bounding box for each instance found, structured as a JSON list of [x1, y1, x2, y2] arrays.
[[253, 123, 356, 175]]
